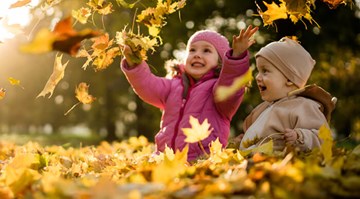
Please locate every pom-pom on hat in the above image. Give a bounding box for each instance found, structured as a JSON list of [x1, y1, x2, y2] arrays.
[[255, 37, 316, 88], [187, 30, 230, 61]]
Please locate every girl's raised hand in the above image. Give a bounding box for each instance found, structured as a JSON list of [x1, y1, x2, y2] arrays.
[[232, 25, 258, 57], [121, 44, 136, 68]]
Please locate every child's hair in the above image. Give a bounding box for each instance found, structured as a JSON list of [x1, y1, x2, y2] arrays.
[[255, 37, 316, 88]]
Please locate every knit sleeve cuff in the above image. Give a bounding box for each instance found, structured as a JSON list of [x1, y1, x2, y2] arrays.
[[225, 50, 248, 60]]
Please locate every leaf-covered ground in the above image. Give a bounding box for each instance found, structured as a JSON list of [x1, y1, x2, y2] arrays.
[[1, 135, 360, 199]]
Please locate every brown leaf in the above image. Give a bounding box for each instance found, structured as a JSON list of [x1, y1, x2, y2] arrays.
[[37, 54, 69, 98], [52, 16, 103, 56]]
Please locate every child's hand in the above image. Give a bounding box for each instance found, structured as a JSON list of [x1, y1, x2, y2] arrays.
[[232, 25, 258, 57], [284, 128, 298, 146], [121, 44, 136, 68]]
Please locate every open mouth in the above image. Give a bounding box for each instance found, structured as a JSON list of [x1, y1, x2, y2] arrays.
[[258, 85, 267, 92], [191, 62, 204, 67]]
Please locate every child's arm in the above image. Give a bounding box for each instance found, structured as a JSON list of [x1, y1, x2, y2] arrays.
[[231, 25, 258, 57]]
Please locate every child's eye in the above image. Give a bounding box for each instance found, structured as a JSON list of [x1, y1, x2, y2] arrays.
[[204, 48, 212, 53], [189, 48, 196, 52]]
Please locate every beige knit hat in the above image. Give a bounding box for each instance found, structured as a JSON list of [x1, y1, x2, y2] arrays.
[[255, 37, 316, 88]]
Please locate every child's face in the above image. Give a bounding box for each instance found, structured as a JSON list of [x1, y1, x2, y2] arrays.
[[184, 41, 219, 80], [255, 56, 296, 102]]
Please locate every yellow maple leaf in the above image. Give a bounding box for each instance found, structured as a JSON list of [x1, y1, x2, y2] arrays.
[[0, 88, 6, 100], [8, 77, 24, 89], [152, 145, 188, 184], [116, 29, 158, 64], [215, 68, 253, 102], [182, 116, 213, 143], [20, 28, 56, 54], [319, 124, 333, 165], [37, 54, 69, 98], [257, 1, 288, 26], [72, 7, 91, 24]]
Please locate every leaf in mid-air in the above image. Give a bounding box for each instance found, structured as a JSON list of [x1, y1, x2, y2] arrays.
[[37, 54, 69, 98], [8, 77, 24, 89], [318, 125, 333, 165], [182, 116, 213, 143], [21, 16, 102, 56], [0, 88, 6, 100], [257, 1, 288, 26], [75, 82, 96, 104], [9, 0, 31, 9], [215, 68, 253, 102], [72, 7, 91, 24]]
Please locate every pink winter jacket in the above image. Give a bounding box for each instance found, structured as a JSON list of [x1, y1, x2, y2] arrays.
[[121, 50, 250, 161]]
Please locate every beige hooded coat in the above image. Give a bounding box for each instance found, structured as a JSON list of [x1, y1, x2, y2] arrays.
[[240, 85, 336, 152]]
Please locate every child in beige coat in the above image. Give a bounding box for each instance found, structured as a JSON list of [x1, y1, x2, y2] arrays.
[[239, 37, 336, 152]]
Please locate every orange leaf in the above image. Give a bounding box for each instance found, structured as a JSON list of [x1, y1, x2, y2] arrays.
[[75, 82, 96, 104], [52, 16, 102, 56], [37, 54, 69, 98], [257, 1, 288, 26], [9, 0, 31, 9], [0, 88, 6, 100]]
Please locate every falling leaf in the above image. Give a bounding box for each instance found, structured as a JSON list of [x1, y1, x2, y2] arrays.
[[20, 28, 56, 54], [37, 54, 69, 98], [75, 82, 96, 104], [319, 124, 333, 165], [116, 0, 137, 8], [87, 0, 113, 15], [8, 77, 24, 89], [257, 1, 288, 26], [64, 82, 96, 116], [182, 116, 213, 143], [215, 68, 253, 102], [136, 0, 186, 37], [21, 16, 102, 56], [9, 0, 31, 9], [72, 7, 91, 24], [0, 88, 6, 100], [322, 0, 347, 9]]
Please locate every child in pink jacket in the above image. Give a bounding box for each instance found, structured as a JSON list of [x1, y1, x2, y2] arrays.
[[121, 26, 258, 161], [239, 37, 336, 152]]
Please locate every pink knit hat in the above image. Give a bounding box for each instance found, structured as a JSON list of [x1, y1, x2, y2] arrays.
[[255, 37, 316, 88], [187, 30, 230, 61]]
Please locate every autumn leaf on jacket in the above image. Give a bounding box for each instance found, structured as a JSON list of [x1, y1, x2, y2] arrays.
[[182, 116, 213, 143], [0, 88, 6, 100], [215, 68, 253, 102], [37, 54, 69, 98], [21, 16, 102, 56]]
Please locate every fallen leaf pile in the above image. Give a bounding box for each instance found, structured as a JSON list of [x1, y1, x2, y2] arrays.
[[0, 129, 359, 199]]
